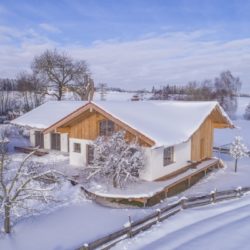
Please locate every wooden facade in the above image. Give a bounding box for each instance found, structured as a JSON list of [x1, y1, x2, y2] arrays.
[[191, 117, 213, 161], [44, 102, 233, 163], [190, 107, 232, 161], [55, 106, 153, 147]]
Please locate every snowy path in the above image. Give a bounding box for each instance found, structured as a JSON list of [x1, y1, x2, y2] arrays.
[[115, 194, 250, 250]]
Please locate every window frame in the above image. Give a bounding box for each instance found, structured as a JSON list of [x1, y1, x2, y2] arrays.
[[163, 146, 174, 166], [99, 119, 115, 136], [73, 142, 81, 153]]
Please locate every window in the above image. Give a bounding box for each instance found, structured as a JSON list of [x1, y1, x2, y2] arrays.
[[87, 144, 94, 165], [73, 143, 81, 153], [99, 120, 115, 136], [163, 146, 174, 166]]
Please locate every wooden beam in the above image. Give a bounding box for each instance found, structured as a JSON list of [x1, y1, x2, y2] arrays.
[[56, 127, 70, 133], [44, 102, 91, 134], [213, 122, 231, 128]]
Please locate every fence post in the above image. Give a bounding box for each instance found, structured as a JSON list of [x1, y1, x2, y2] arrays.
[[211, 190, 216, 203], [236, 186, 242, 197], [127, 215, 132, 238], [156, 208, 161, 222], [180, 197, 187, 209], [81, 243, 89, 250]]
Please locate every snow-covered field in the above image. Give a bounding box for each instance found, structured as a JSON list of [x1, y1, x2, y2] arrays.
[[115, 193, 250, 250], [0, 190, 153, 250], [0, 96, 250, 250]]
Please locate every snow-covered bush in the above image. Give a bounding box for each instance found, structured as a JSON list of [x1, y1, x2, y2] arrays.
[[230, 136, 249, 172], [244, 103, 250, 120], [0, 124, 30, 143], [88, 130, 145, 188]]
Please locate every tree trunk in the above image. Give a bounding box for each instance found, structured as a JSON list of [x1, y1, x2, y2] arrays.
[[4, 201, 11, 234], [58, 84, 63, 101], [113, 175, 118, 188], [235, 158, 238, 172]]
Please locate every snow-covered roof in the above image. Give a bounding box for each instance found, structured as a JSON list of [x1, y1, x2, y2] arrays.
[[11, 101, 87, 129], [12, 100, 233, 147], [92, 101, 233, 147]]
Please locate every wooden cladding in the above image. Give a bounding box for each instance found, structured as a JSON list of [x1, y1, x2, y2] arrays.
[[67, 111, 106, 140], [191, 117, 213, 161], [58, 109, 152, 147]]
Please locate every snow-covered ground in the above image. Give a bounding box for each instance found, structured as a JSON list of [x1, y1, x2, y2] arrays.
[[115, 193, 250, 250], [0, 192, 153, 250], [0, 150, 154, 250], [0, 96, 250, 250]]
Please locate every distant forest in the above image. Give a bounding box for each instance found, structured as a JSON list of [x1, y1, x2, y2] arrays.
[[1, 68, 249, 120]]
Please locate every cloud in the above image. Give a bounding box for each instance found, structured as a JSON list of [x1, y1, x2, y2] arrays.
[[39, 23, 61, 33], [0, 25, 57, 76], [68, 31, 250, 91], [0, 27, 250, 92]]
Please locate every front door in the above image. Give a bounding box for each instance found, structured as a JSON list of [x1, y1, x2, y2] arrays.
[[86, 144, 94, 165], [51, 133, 61, 151], [35, 131, 44, 148]]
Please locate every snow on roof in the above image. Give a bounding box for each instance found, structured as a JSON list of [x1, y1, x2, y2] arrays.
[[12, 100, 233, 147], [11, 101, 87, 129], [93, 100, 232, 147]]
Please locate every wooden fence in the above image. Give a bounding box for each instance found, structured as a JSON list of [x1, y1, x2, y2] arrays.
[[78, 186, 250, 250], [213, 145, 250, 156]]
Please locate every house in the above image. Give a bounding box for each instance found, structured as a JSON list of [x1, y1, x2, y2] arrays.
[[12, 100, 233, 181]]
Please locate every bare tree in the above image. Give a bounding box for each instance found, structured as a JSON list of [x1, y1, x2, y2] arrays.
[[31, 49, 93, 101], [215, 71, 241, 116], [70, 72, 95, 101], [0, 131, 61, 233], [0, 88, 10, 116], [16, 72, 45, 111], [0, 85, 19, 116]]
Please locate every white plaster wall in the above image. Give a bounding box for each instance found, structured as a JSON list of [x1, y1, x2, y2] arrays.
[[60, 133, 69, 152], [30, 129, 36, 147], [69, 138, 92, 167], [140, 140, 191, 181], [44, 133, 51, 150]]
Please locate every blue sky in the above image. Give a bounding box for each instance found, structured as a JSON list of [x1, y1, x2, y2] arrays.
[[1, 0, 250, 91]]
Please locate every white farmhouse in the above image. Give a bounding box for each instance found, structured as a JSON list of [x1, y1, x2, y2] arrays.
[[12, 100, 233, 181]]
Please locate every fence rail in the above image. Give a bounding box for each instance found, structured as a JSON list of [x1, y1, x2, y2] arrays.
[[213, 146, 250, 156], [78, 186, 250, 250]]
